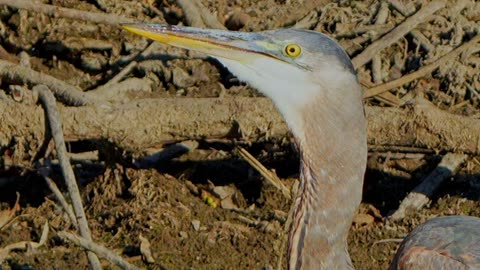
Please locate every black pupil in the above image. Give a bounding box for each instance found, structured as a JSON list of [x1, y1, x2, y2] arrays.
[[289, 47, 296, 53]]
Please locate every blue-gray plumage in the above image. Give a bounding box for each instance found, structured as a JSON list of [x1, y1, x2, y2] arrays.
[[390, 216, 480, 270], [121, 23, 480, 270]]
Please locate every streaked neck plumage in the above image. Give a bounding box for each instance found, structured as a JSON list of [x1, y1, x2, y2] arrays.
[[216, 54, 367, 269], [287, 79, 367, 269]]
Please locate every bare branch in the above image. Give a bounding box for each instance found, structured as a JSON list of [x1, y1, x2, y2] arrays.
[[58, 231, 140, 270], [389, 153, 468, 221], [34, 85, 102, 270], [0, 60, 97, 106]]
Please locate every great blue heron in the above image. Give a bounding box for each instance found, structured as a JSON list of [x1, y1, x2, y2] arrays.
[[122, 24, 480, 270]]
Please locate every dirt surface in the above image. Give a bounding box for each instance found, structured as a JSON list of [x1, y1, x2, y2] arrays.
[[1, 0, 480, 270]]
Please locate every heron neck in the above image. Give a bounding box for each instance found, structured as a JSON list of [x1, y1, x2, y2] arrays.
[[287, 89, 367, 270]]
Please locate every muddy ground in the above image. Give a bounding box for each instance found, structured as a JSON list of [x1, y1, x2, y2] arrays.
[[1, 0, 480, 269]]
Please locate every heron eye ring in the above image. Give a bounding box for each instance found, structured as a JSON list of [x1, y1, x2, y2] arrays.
[[284, 44, 302, 57]]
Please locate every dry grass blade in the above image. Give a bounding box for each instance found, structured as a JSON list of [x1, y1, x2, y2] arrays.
[[236, 146, 291, 200]]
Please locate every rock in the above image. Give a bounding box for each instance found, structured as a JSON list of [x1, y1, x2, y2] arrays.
[[191, 220, 201, 231], [81, 52, 107, 72], [353, 213, 375, 226], [139, 234, 155, 264], [220, 196, 238, 210], [179, 231, 188, 239], [213, 186, 236, 200], [226, 8, 251, 30], [172, 66, 195, 88]]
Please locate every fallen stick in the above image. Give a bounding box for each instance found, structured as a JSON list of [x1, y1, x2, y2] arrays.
[[0, 0, 133, 25], [352, 0, 446, 68], [236, 146, 291, 200], [2, 96, 480, 160], [34, 85, 102, 270], [134, 140, 199, 168], [42, 175, 79, 229], [57, 231, 140, 270], [389, 153, 468, 221], [369, 2, 402, 106], [0, 60, 97, 106], [0, 221, 49, 264]]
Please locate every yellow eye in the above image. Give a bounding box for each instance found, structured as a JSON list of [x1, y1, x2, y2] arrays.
[[284, 44, 302, 57]]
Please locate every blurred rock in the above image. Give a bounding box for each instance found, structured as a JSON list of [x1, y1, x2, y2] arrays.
[[172, 66, 195, 88], [226, 8, 250, 30]]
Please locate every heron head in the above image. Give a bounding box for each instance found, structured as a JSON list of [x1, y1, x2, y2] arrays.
[[122, 24, 362, 141]]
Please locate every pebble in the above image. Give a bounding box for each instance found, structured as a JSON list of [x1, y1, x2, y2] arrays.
[[191, 220, 201, 231], [172, 66, 195, 88]]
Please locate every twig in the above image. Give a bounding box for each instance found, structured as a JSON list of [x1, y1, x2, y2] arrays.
[[0, 60, 96, 106], [364, 34, 480, 98], [389, 153, 468, 221], [352, 0, 446, 68], [0, 0, 133, 25], [103, 61, 138, 87], [57, 231, 140, 270], [368, 145, 435, 154], [372, 2, 389, 84], [465, 83, 480, 103], [0, 221, 49, 264], [100, 42, 160, 88], [177, 0, 226, 29], [370, 2, 403, 106], [388, 0, 416, 16], [134, 140, 199, 168], [292, 10, 318, 29], [43, 176, 78, 229], [367, 152, 425, 160], [236, 146, 291, 200], [68, 151, 99, 162], [234, 215, 275, 233], [373, 238, 404, 245], [34, 85, 102, 270], [410, 29, 434, 52]]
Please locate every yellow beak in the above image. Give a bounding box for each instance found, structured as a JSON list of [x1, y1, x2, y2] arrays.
[[121, 24, 278, 62]]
